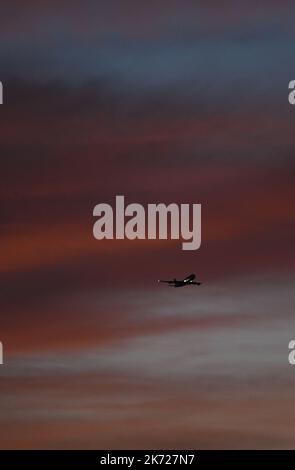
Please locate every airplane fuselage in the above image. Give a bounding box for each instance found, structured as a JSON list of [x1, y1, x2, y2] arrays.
[[158, 274, 201, 288]]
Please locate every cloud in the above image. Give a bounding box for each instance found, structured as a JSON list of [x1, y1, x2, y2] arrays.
[[1, 275, 295, 449], [1, 0, 295, 449]]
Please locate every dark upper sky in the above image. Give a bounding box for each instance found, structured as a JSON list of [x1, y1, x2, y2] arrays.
[[0, 0, 295, 449]]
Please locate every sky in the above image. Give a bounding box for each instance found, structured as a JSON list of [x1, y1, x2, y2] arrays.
[[0, 0, 295, 449]]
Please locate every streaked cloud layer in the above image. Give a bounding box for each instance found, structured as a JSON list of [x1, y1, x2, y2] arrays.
[[0, 0, 295, 449]]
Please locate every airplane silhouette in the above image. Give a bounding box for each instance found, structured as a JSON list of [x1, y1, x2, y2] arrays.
[[158, 273, 201, 288]]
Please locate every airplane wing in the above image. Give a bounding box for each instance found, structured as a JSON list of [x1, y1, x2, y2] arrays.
[[183, 274, 196, 282]]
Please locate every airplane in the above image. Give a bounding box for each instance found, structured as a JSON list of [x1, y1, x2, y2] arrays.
[[158, 273, 201, 288]]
